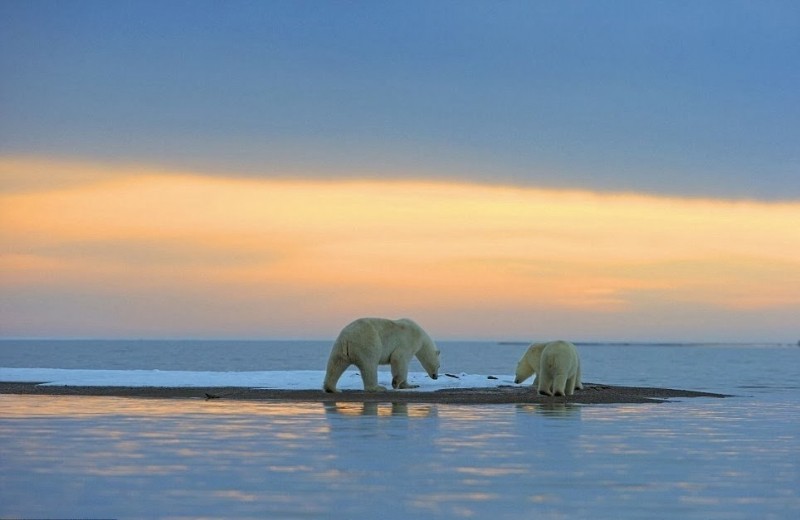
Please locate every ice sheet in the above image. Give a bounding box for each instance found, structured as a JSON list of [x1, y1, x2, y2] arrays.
[[0, 367, 513, 390]]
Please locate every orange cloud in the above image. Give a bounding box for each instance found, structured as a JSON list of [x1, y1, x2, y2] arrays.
[[1, 157, 799, 338]]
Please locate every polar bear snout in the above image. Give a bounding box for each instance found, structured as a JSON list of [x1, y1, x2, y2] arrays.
[[430, 372, 438, 380]]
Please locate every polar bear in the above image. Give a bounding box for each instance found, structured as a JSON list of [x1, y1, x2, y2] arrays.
[[515, 340, 582, 396], [323, 317, 440, 392]]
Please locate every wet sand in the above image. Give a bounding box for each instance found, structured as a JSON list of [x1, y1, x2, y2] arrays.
[[0, 382, 729, 404]]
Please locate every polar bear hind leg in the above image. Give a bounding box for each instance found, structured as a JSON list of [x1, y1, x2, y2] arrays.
[[565, 374, 577, 396], [352, 351, 387, 392], [552, 374, 568, 397], [323, 345, 351, 393], [537, 373, 554, 396]]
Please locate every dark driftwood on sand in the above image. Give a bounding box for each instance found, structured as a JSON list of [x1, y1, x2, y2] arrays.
[[0, 382, 729, 404]]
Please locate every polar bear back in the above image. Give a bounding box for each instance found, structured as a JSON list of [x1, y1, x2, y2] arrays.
[[540, 340, 578, 374], [338, 317, 430, 362]]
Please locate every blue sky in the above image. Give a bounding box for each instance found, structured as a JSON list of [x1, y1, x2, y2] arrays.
[[2, 0, 798, 199]]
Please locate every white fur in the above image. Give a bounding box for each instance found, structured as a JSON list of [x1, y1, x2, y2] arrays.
[[515, 340, 582, 396], [323, 317, 440, 392]]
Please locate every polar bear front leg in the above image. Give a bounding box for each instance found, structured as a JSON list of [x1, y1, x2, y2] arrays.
[[391, 355, 419, 389]]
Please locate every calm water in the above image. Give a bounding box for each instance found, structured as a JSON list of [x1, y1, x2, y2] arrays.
[[1, 341, 799, 519]]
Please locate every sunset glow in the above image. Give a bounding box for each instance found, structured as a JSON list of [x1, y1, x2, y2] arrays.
[[2, 158, 798, 340]]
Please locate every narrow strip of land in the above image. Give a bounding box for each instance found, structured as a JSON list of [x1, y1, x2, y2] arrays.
[[0, 382, 729, 404]]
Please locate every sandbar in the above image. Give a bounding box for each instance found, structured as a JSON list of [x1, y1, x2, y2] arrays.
[[0, 382, 729, 404]]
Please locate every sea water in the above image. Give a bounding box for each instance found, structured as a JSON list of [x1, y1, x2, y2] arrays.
[[1, 341, 799, 519]]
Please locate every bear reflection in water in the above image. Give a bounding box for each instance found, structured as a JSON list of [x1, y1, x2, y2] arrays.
[[323, 401, 437, 418], [515, 402, 582, 418]]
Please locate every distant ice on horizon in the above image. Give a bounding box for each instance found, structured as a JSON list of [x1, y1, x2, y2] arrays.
[[0, 367, 513, 390]]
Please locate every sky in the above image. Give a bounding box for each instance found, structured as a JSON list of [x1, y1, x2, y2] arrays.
[[1, 1, 799, 342]]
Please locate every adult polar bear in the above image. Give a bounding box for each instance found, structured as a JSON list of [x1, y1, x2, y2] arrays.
[[323, 317, 440, 392], [515, 340, 582, 396]]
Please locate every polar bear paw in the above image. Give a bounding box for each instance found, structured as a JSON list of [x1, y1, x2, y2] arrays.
[[392, 378, 419, 389], [364, 384, 388, 392]]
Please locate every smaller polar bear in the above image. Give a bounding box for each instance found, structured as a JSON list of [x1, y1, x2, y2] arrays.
[[515, 340, 582, 396], [323, 317, 440, 392]]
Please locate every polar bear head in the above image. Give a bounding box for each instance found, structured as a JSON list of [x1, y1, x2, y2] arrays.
[[416, 340, 440, 380], [514, 343, 547, 384]]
